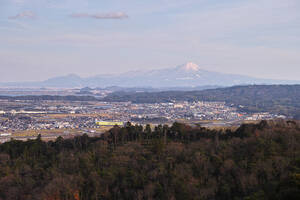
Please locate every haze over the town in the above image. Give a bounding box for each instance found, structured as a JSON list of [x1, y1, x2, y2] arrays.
[[1, 0, 300, 82]]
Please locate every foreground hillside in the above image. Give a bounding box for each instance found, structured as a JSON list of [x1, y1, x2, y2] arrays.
[[103, 85, 300, 118], [0, 120, 299, 199]]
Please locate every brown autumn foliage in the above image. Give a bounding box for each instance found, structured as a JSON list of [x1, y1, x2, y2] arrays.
[[0, 120, 299, 199]]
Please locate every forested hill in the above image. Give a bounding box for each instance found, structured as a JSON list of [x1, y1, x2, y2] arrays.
[[102, 85, 300, 118], [0, 120, 299, 199]]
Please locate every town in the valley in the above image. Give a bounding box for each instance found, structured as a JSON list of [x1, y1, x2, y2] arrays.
[[0, 99, 286, 143]]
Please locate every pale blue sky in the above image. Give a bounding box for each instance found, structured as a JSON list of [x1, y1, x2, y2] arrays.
[[0, 0, 300, 82]]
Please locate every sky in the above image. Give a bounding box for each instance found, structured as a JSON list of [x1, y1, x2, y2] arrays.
[[0, 0, 300, 82]]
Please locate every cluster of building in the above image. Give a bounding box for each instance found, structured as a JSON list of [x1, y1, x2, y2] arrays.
[[0, 99, 286, 142]]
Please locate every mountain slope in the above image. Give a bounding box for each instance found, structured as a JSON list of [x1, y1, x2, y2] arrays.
[[0, 62, 299, 88]]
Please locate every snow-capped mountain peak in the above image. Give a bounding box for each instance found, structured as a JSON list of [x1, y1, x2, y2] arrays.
[[1, 62, 299, 88], [178, 62, 201, 72]]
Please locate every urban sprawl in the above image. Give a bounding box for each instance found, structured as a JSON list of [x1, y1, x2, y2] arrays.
[[0, 99, 286, 142]]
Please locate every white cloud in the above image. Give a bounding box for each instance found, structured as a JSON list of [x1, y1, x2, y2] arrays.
[[9, 11, 36, 19], [70, 12, 128, 19]]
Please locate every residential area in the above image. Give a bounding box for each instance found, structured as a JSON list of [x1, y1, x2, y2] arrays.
[[0, 99, 286, 142]]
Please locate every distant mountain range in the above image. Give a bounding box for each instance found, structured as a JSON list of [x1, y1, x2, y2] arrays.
[[1, 62, 299, 88]]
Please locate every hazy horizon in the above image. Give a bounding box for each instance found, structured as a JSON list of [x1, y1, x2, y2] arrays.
[[1, 0, 300, 82], [1, 61, 300, 84]]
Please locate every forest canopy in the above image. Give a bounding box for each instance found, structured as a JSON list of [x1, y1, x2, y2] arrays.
[[0, 120, 299, 199]]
